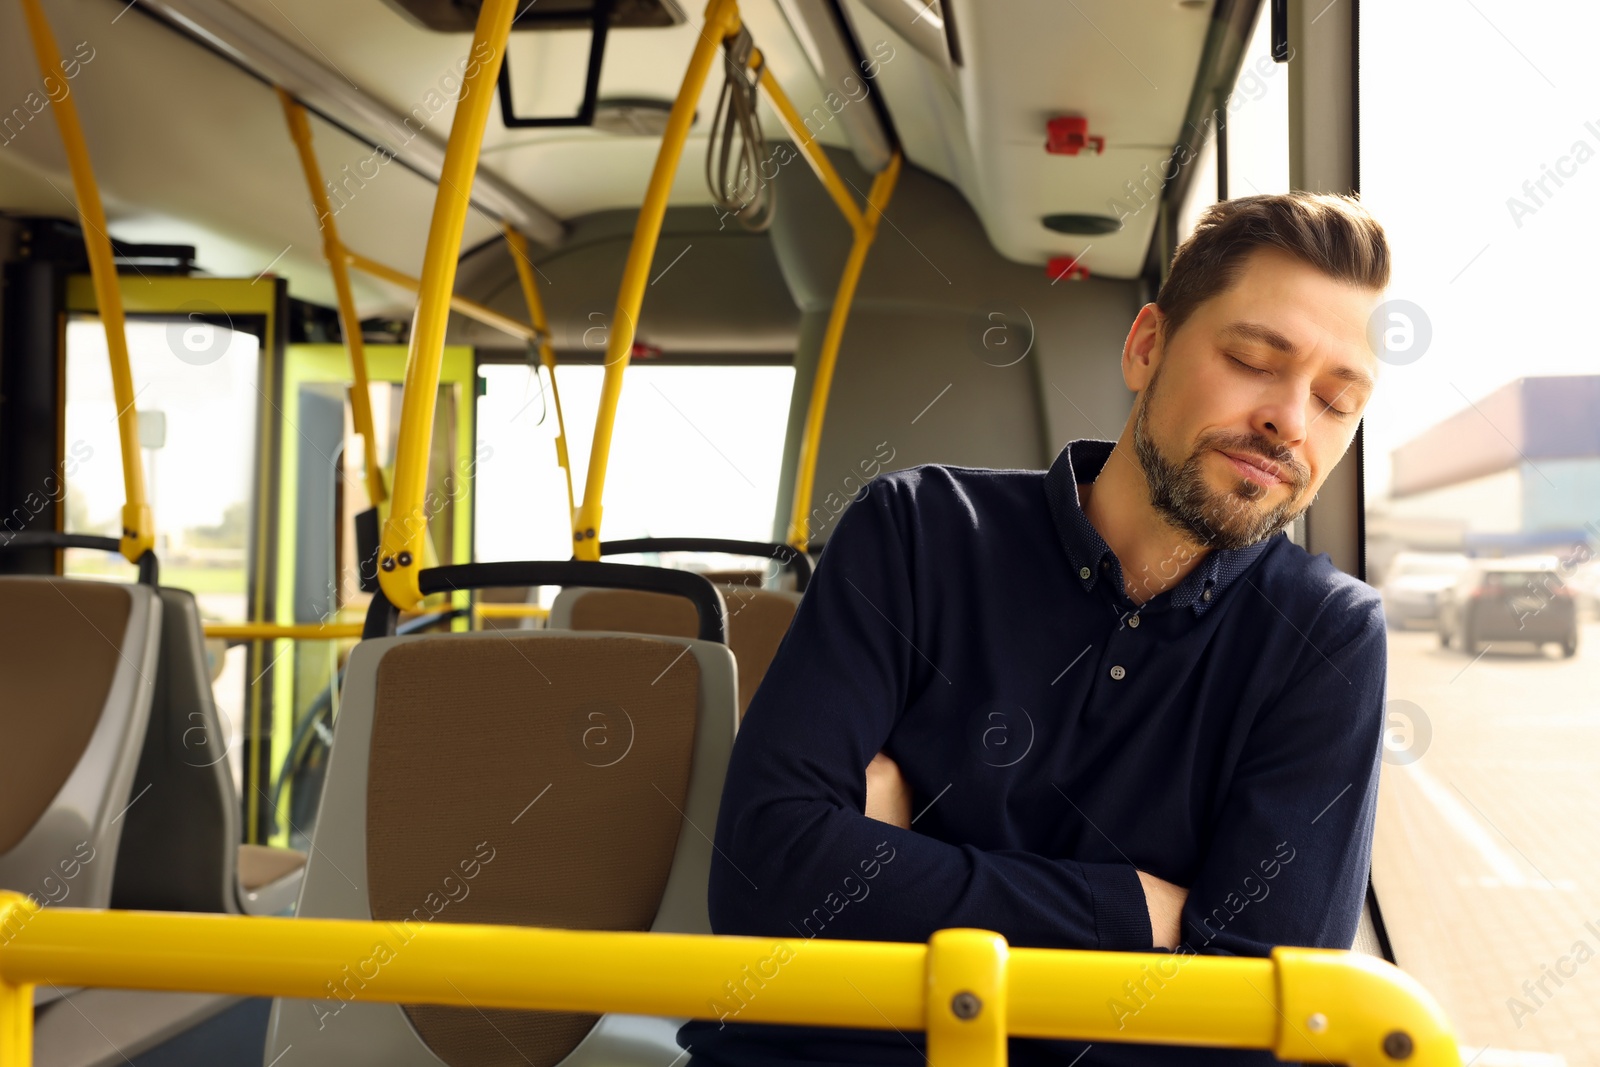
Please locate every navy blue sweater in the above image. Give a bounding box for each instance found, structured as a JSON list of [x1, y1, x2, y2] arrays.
[[680, 439, 1387, 1066]]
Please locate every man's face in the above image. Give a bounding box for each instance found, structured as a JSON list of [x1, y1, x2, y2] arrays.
[[1130, 247, 1381, 551]]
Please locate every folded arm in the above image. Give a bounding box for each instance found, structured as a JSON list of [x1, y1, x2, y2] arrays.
[[707, 478, 1156, 952]]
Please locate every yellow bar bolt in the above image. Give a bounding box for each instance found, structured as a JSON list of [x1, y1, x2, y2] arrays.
[[504, 224, 576, 519], [18, 0, 152, 565], [786, 151, 902, 550], [278, 90, 387, 507], [570, 0, 745, 560], [377, 0, 518, 611]]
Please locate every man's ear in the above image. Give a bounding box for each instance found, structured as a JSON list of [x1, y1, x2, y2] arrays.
[[1122, 304, 1165, 391]]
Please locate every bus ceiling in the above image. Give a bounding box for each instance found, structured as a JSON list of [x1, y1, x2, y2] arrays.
[[0, 0, 1262, 296]]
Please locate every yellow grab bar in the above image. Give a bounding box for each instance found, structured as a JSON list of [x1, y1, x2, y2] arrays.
[[503, 224, 576, 518], [570, 0, 745, 560], [0, 895, 1461, 1067], [18, 0, 152, 565], [787, 152, 901, 550], [472, 602, 550, 620], [202, 622, 364, 641], [344, 249, 543, 345], [278, 91, 388, 506], [750, 48, 864, 231], [377, 0, 518, 612]]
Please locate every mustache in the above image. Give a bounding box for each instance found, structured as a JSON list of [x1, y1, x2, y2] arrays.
[[1201, 433, 1308, 488]]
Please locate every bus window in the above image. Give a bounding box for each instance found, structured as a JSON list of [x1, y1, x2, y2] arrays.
[[63, 315, 260, 793], [477, 362, 795, 576], [1225, 0, 1290, 200], [1178, 2, 1290, 255], [1363, 4, 1598, 1062]]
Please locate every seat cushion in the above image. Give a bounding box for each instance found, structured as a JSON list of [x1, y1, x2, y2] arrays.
[[0, 578, 131, 854], [366, 634, 702, 1067]]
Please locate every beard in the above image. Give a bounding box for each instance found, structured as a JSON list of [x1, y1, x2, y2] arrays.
[[1131, 370, 1312, 552]]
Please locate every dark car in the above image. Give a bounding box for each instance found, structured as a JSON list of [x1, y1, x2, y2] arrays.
[[1437, 557, 1579, 657]]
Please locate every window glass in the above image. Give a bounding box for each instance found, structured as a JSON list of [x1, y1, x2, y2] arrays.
[[1363, 5, 1599, 1062], [1223, 4, 1290, 198], [476, 363, 796, 579], [63, 316, 260, 793]]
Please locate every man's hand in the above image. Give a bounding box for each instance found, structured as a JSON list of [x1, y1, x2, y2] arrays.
[[864, 751, 912, 829], [1137, 870, 1189, 949]]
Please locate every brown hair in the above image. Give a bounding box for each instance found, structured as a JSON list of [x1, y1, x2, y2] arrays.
[[1157, 192, 1390, 339]]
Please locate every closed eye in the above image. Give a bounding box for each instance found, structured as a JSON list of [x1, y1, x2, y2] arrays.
[[1228, 354, 1269, 375], [1318, 383, 1360, 418]]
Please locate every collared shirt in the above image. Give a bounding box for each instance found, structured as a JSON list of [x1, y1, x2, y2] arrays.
[[1044, 439, 1274, 617], [681, 440, 1387, 1067]]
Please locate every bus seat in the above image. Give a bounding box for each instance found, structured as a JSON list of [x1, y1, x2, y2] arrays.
[[110, 588, 306, 916], [0, 577, 161, 913], [550, 583, 802, 717], [262, 628, 737, 1067]]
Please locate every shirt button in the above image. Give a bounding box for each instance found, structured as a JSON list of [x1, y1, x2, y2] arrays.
[[1109, 665, 1126, 681], [1202, 588, 1213, 601], [1127, 615, 1141, 628], [1079, 566, 1092, 580]]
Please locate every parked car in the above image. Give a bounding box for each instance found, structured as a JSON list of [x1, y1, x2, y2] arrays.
[[1380, 551, 1471, 629], [1436, 556, 1579, 657]]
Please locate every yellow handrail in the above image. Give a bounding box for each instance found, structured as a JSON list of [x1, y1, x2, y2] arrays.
[[0, 894, 1461, 1067], [377, 0, 518, 612], [472, 602, 550, 620], [202, 622, 364, 641], [278, 91, 388, 506], [344, 249, 542, 345], [503, 224, 577, 519], [570, 0, 745, 560], [786, 152, 901, 550], [750, 47, 864, 231], [18, 0, 152, 566]]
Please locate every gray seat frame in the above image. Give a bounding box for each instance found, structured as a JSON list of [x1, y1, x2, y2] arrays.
[[111, 588, 303, 917]]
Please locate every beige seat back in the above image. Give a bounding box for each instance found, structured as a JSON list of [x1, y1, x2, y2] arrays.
[[551, 583, 801, 717], [263, 629, 737, 1067], [0, 577, 161, 911], [111, 588, 306, 915]]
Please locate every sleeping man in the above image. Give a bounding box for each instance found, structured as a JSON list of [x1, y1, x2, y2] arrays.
[[680, 192, 1393, 1066]]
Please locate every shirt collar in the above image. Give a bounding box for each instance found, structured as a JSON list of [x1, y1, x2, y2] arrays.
[[1042, 439, 1279, 616]]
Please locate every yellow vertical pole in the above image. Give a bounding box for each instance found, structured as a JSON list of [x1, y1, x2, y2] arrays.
[[503, 225, 575, 519], [277, 91, 388, 506], [0, 893, 38, 1067], [786, 151, 901, 550], [377, 0, 518, 611], [569, 0, 744, 560], [18, 0, 153, 566]]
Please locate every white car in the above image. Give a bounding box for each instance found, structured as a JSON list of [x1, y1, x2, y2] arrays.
[[1380, 551, 1472, 629]]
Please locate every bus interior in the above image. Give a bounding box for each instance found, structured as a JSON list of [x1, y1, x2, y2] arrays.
[[0, 0, 1595, 1064]]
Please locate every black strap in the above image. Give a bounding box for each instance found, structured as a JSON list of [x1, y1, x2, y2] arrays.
[[0, 531, 159, 585], [599, 537, 811, 592], [362, 560, 727, 643]]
